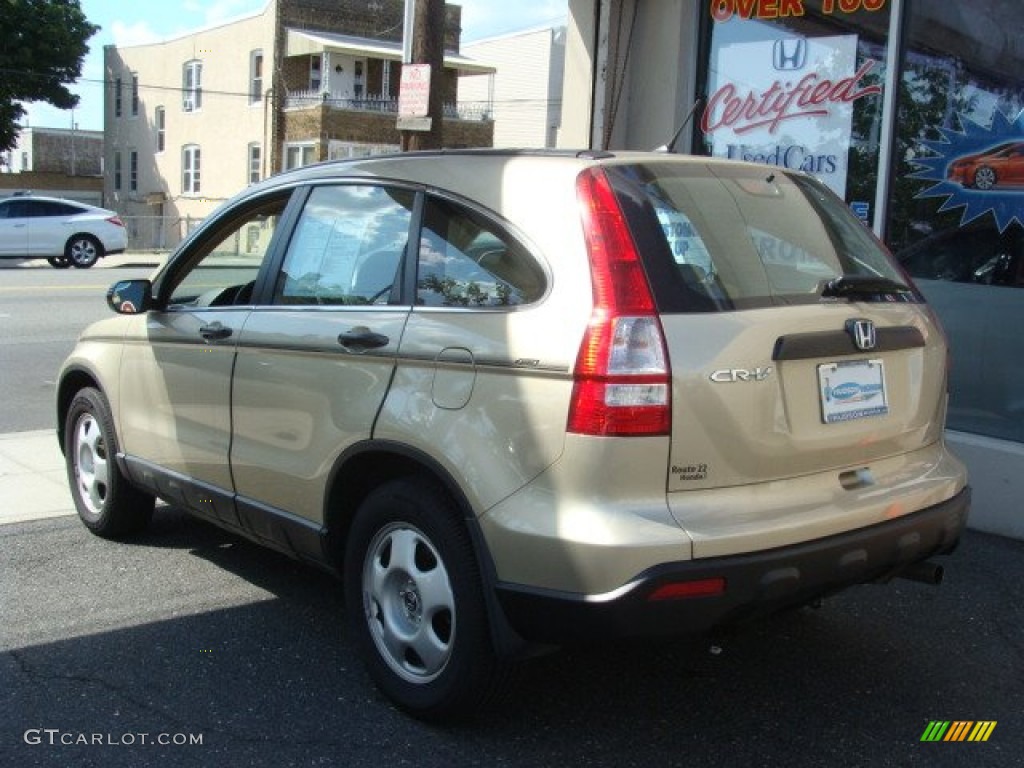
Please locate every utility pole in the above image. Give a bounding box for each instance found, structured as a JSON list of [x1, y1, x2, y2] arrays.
[[399, 0, 445, 151]]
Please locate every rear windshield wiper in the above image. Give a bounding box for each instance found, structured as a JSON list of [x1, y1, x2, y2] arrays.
[[820, 275, 914, 299]]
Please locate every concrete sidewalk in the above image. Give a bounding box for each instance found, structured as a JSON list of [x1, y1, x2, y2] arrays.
[[1, 250, 168, 270], [0, 430, 75, 526]]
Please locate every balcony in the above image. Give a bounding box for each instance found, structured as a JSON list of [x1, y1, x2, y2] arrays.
[[283, 90, 492, 122]]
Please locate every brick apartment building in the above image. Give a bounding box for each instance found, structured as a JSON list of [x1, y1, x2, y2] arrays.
[[104, 0, 494, 247]]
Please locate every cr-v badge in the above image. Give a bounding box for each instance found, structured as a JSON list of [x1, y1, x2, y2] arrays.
[[710, 367, 773, 383]]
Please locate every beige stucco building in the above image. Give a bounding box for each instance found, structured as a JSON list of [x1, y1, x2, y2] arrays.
[[104, 0, 494, 248]]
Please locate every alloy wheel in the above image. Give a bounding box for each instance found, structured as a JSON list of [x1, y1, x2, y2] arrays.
[[73, 413, 110, 516], [362, 522, 456, 684]]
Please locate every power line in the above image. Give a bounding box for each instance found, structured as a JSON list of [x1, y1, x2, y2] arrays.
[[2, 68, 565, 109]]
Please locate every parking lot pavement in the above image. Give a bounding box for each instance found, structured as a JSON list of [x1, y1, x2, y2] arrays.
[[1, 512, 1021, 767], [1, 435, 1020, 766]]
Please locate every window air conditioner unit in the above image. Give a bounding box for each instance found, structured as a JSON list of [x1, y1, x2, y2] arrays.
[[183, 98, 194, 112]]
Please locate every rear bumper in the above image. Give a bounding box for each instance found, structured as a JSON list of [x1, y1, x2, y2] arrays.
[[496, 487, 970, 644]]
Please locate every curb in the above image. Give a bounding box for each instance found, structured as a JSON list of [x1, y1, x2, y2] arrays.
[[0, 252, 168, 270]]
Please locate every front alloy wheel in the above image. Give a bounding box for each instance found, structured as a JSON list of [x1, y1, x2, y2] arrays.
[[73, 411, 110, 518], [65, 387, 154, 537]]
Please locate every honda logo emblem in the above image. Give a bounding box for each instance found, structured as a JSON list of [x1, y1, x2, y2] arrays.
[[773, 38, 808, 71], [846, 319, 877, 351]]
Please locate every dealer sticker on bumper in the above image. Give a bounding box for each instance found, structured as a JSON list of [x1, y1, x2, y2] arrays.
[[818, 359, 889, 423]]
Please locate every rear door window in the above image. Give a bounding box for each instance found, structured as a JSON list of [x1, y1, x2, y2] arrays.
[[49, 202, 85, 216], [610, 163, 914, 312]]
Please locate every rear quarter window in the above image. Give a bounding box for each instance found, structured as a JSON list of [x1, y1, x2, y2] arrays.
[[416, 196, 546, 308]]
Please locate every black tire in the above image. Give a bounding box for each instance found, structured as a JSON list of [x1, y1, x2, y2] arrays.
[[973, 165, 997, 191], [47, 255, 72, 269], [65, 234, 103, 268], [64, 387, 154, 538], [344, 477, 508, 720]]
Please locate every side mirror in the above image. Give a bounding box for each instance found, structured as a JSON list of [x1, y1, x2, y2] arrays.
[[106, 279, 154, 315]]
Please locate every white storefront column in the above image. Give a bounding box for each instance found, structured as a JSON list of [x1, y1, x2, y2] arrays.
[[559, 0, 600, 148]]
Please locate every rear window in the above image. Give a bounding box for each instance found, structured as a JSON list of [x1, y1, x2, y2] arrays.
[[608, 162, 914, 312]]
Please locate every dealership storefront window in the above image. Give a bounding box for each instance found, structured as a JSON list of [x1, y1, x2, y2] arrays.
[[892, 1, 1024, 443], [696, 0, 1024, 444], [699, 0, 892, 221]]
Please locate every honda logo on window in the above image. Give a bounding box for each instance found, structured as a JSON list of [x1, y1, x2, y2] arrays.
[[846, 319, 877, 351], [773, 38, 808, 71]]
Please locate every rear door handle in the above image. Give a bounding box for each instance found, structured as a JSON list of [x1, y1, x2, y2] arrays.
[[338, 327, 389, 351], [199, 322, 232, 341]]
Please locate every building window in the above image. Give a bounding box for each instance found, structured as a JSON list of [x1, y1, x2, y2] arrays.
[[309, 54, 322, 92], [182, 144, 201, 194], [114, 152, 122, 191], [248, 142, 261, 184], [131, 74, 139, 117], [284, 143, 317, 170], [130, 150, 138, 192], [20, 152, 28, 172], [182, 60, 202, 112], [250, 50, 263, 104], [155, 106, 165, 152], [114, 77, 122, 117]]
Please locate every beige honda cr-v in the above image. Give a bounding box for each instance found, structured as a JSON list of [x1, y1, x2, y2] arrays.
[[57, 150, 969, 720]]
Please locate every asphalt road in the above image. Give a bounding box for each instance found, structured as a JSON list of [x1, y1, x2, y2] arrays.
[[0, 260, 155, 433], [2, 507, 1021, 768]]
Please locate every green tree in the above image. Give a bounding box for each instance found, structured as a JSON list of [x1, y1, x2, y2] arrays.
[[0, 0, 98, 152]]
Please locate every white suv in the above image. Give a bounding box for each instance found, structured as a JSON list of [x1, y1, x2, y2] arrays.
[[57, 150, 969, 719]]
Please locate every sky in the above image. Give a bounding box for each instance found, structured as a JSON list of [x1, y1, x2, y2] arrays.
[[22, 0, 567, 132]]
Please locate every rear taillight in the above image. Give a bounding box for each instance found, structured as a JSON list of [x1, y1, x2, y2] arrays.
[[568, 167, 671, 437], [106, 216, 125, 228]]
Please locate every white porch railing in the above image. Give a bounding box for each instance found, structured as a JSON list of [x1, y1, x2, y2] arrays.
[[284, 90, 491, 121]]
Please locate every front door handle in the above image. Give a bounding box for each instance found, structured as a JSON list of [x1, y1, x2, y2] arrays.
[[338, 327, 389, 351], [199, 322, 232, 341]]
